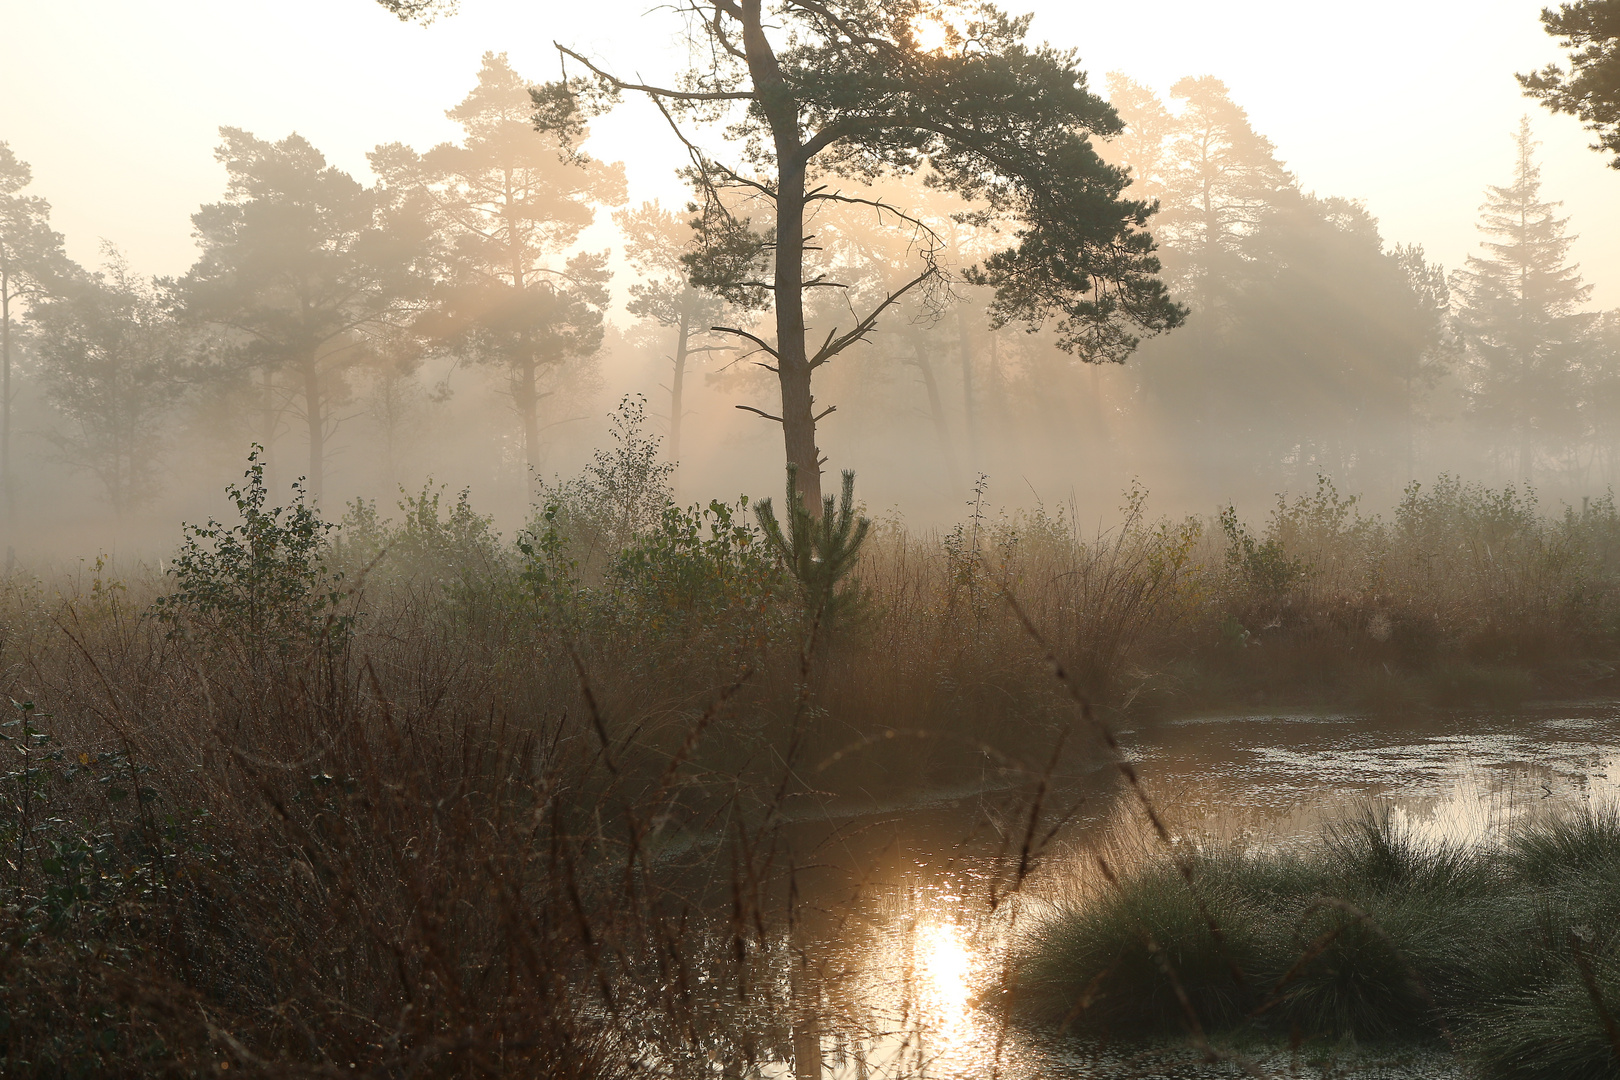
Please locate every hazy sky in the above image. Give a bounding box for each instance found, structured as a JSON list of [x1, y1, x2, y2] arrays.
[[6, 0, 1618, 306]]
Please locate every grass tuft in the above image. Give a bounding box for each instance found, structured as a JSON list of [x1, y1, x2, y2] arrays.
[[1014, 804, 1620, 1076]]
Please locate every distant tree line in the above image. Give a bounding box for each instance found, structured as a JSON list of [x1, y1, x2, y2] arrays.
[[5, 28, 1620, 528], [0, 53, 630, 522]]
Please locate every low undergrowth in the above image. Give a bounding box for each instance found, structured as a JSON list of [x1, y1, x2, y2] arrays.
[[1014, 805, 1620, 1079], [4, 404, 1620, 1075]]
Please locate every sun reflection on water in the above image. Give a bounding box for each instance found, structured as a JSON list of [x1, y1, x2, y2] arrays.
[[914, 918, 973, 1041], [805, 709, 1620, 1079]]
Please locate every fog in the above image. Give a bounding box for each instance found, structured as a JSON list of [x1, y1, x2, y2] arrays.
[[3, 0, 1618, 561], [15, 6, 1620, 1075]]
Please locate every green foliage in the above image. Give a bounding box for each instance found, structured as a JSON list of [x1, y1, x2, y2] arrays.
[[533, 395, 676, 571], [516, 398, 789, 648], [607, 496, 787, 645], [1018, 855, 1266, 1035], [340, 482, 504, 587], [1219, 503, 1304, 597], [753, 466, 871, 622], [151, 447, 350, 655], [1520, 0, 1620, 167], [1016, 804, 1620, 1072], [517, 497, 583, 617], [0, 694, 219, 1076], [1393, 474, 1542, 552], [1219, 478, 1367, 601]]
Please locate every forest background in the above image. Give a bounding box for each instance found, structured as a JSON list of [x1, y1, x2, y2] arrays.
[[3, 0, 1620, 558]]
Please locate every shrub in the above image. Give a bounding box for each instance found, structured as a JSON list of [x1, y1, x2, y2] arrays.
[[151, 447, 350, 657], [607, 495, 786, 650]]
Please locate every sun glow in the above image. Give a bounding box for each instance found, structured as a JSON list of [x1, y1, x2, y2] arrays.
[[908, 13, 953, 53], [915, 920, 973, 1038]]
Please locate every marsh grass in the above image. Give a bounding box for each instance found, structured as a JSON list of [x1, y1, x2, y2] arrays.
[[1014, 804, 1620, 1078], [5, 448, 1620, 1076]]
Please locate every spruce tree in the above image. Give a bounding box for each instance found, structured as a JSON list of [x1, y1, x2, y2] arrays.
[[1454, 117, 1592, 481]]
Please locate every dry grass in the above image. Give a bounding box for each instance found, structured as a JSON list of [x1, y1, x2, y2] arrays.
[[3, 464, 1620, 1076]]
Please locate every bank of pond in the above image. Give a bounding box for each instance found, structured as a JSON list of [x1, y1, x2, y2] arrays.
[[1014, 804, 1620, 1078]]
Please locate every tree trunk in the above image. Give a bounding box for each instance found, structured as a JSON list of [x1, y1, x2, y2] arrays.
[[1, 282, 11, 530], [772, 161, 819, 509], [670, 308, 689, 498], [987, 325, 1006, 423], [261, 366, 278, 488], [742, 0, 821, 510], [303, 355, 324, 501], [516, 356, 540, 475], [911, 338, 962, 498], [956, 304, 979, 470], [1404, 375, 1415, 483]]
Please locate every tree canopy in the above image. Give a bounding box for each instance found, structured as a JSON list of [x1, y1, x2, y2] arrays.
[[30, 248, 190, 512], [1454, 117, 1593, 479], [0, 142, 73, 522], [182, 128, 421, 499], [371, 52, 625, 472], [1521, 0, 1620, 166], [498, 0, 1186, 505]]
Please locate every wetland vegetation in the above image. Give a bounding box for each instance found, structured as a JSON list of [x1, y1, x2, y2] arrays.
[[6, 423, 1620, 1076], [8, 0, 1620, 1075]]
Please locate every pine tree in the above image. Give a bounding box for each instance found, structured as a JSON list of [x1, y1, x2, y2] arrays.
[[370, 53, 626, 474], [1520, 0, 1620, 167], [1454, 117, 1593, 481], [182, 129, 422, 500], [1155, 77, 1294, 306], [0, 144, 73, 527]]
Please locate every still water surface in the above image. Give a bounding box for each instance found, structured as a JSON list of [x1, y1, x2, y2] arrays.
[[766, 703, 1620, 1079]]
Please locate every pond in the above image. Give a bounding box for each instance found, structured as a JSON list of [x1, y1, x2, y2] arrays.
[[760, 702, 1620, 1079]]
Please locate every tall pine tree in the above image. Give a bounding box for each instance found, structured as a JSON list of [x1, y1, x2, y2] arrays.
[[183, 129, 421, 500], [1454, 117, 1592, 481], [371, 53, 625, 474]]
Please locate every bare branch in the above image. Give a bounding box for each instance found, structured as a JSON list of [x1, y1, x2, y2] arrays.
[[734, 404, 783, 423], [554, 44, 754, 101], [782, 0, 893, 52], [708, 0, 748, 60], [809, 267, 937, 368], [649, 95, 777, 202], [812, 404, 837, 423], [804, 188, 946, 250], [711, 325, 780, 358]]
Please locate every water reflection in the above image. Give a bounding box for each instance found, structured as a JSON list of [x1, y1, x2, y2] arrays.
[[914, 919, 971, 1040], [765, 703, 1620, 1078]]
